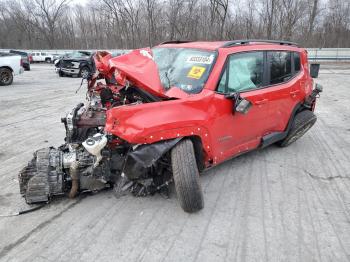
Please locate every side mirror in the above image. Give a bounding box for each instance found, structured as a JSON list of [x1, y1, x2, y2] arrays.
[[225, 92, 252, 114], [235, 98, 252, 114], [224, 92, 238, 100]]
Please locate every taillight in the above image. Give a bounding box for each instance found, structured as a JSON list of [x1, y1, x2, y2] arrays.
[[29, 55, 33, 63], [20, 58, 24, 67]]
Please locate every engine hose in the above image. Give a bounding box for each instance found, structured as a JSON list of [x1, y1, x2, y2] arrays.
[[69, 161, 80, 199]]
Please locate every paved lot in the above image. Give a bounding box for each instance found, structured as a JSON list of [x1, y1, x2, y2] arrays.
[[0, 64, 349, 262]]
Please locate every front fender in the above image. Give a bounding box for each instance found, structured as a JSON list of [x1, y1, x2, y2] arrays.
[[79, 61, 91, 70], [104, 97, 214, 158]]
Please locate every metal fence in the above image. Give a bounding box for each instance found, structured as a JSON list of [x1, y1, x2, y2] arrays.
[[307, 48, 350, 61], [1, 48, 350, 61]]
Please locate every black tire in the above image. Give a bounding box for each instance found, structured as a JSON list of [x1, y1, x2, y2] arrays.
[[58, 70, 65, 77], [171, 139, 204, 213], [24, 64, 30, 71], [79, 66, 90, 79], [45, 58, 52, 63], [0, 68, 13, 86], [278, 110, 317, 147]]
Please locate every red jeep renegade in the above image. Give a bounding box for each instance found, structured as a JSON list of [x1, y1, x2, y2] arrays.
[[20, 40, 322, 213]]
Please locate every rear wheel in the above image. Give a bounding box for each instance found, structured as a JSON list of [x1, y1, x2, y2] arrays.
[[45, 58, 52, 63], [278, 110, 317, 147], [0, 68, 13, 86], [171, 139, 204, 213]]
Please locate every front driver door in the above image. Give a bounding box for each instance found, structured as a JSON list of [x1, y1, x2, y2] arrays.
[[210, 51, 273, 162]]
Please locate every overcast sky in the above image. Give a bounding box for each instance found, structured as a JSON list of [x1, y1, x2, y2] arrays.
[[70, 0, 89, 5]]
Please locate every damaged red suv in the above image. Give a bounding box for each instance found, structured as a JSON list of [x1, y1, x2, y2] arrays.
[[19, 40, 322, 213]]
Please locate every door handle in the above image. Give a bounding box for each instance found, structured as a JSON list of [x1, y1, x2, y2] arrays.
[[255, 99, 268, 105]]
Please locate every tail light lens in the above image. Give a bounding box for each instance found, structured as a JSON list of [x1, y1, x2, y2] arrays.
[[20, 58, 24, 67]]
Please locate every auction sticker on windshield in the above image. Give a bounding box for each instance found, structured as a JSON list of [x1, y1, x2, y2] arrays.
[[186, 55, 214, 64], [187, 66, 206, 79]]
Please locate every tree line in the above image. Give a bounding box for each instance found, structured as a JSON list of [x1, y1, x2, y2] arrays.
[[0, 0, 349, 50]]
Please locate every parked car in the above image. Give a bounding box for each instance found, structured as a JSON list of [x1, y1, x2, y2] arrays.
[[55, 51, 92, 78], [0, 52, 24, 86], [51, 53, 62, 64], [19, 40, 322, 213], [31, 52, 54, 63], [9, 50, 31, 71]]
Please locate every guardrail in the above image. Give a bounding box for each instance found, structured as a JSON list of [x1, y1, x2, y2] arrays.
[[1, 48, 350, 61], [307, 48, 350, 61]]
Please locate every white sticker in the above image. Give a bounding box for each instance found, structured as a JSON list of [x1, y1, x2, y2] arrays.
[[186, 55, 214, 64]]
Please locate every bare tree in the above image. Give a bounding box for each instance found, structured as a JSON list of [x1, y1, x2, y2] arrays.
[[266, 0, 277, 39], [209, 0, 229, 39], [25, 0, 70, 48], [307, 0, 319, 39], [0, 0, 349, 49]]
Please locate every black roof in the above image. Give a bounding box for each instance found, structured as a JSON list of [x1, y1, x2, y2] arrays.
[[9, 50, 28, 55], [221, 39, 299, 48]]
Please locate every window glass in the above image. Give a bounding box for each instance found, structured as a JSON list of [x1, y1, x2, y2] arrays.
[[41, 53, 46, 55], [294, 52, 301, 72], [269, 52, 292, 84], [217, 52, 264, 93]]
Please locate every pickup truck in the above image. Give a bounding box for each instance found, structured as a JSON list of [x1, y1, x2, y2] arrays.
[[31, 52, 54, 63], [55, 51, 92, 77], [10, 50, 31, 70], [0, 53, 24, 86]]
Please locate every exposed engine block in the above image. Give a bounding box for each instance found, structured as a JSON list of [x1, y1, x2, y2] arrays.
[[19, 148, 65, 204], [19, 82, 174, 204], [19, 141, 111, 204]]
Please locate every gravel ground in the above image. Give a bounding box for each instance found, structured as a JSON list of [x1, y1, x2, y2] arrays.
[[0, 64, 349, 262]]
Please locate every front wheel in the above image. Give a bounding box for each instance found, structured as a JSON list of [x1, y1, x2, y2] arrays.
[[79, 66, 90, 79], [58, 70, 65, 77], [278, 110, 317, 147], [0, 68, 13, 86], [171, 139, 204, 213]]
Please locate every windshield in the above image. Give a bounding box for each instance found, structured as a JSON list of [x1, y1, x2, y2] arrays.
[[152, 47, 216, 94]]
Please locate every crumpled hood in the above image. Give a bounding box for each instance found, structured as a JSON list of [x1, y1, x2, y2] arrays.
[[94, 48, 173, 98]]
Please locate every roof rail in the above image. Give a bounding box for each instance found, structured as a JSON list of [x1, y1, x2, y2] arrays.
[[221, 39, 299, 48], [159, 40, 192, 45]]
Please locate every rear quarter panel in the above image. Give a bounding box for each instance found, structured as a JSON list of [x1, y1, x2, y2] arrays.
[[301, 50, 314, 98]]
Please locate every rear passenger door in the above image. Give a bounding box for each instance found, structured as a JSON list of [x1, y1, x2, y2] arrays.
[[265, 51, 302, 131]]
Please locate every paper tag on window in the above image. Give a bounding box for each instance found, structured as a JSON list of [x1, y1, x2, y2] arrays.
[[187, 66, 206, 79]]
